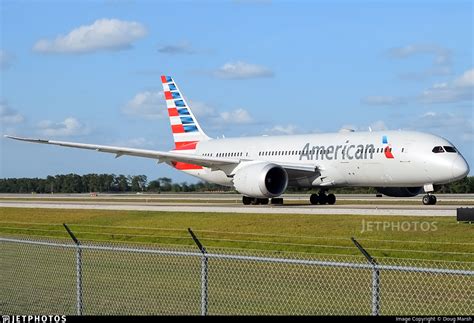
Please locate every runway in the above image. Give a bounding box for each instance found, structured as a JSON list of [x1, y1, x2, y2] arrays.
[[1, 193, 472, 216], [1, 193, 473, 202]]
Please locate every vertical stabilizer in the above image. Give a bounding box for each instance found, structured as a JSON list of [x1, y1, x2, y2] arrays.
[[161, 75, 210, 151]]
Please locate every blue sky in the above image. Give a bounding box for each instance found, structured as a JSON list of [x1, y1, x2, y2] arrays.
[[1, 0, 473, 183]]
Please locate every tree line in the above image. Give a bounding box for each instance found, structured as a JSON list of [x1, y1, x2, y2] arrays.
[[0, 173, 473, 194], [0, 174, 232, 194]]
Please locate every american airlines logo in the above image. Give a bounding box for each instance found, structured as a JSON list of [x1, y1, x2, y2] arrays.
[[299, 143, 377, 161], [299, 136, 395, 161], [383, 135, 394, 159]]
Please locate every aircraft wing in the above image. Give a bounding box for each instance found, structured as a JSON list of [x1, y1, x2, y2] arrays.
[[4, 135, 320, 175], [4, 135, 240, 167]]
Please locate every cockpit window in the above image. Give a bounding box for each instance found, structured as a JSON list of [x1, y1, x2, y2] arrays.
[[443, 146, 457, 153], [432, 146, 445, 153]]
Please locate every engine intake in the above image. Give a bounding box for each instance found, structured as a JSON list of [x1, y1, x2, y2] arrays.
[[375, 187, 423, 197], [233, 162, 288, 198]]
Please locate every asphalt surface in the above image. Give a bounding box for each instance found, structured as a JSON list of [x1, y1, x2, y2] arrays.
[[1, 193, 472, 216]]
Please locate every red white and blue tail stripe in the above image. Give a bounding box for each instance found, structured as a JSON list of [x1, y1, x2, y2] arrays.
[[161, 75, 210, 170], [161, 75, 210, 150]]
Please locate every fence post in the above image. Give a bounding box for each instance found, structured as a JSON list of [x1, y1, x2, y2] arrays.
[[188, 228, 208, 316], [64, 224, 83, 316], [351, 237, 380, 316]]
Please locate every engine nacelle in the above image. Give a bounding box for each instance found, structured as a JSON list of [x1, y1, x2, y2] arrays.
[[233, 162, 288, 198], [375, 187, 423, 197]]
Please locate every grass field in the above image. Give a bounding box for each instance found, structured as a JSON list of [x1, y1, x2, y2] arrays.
[[0, 207, 473, 262], [3, 239, 471, 315], [1, 207, 473, 315]]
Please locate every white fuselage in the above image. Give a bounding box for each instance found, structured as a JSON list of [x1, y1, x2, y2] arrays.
[[176, 130, 469, 189]]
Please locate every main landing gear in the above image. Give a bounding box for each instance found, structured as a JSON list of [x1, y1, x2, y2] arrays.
[[310, 191, 336, 205], [242, 192, 337, 205], [242, 196, 284, 205], [422, 194, 437, 205]]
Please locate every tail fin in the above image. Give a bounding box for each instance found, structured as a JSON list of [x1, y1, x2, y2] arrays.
[[161, 75, 210, 150]]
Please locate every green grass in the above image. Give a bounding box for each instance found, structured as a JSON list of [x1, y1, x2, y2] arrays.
[[0, 207, 473, 262], [1, 207, 473, 315], [1, 236, 472, 315]]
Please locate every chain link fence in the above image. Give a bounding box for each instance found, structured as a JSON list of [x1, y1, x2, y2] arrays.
[[1, 235, 472, 316]]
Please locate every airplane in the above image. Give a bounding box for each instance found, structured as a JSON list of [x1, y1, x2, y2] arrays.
[[5, 75, 470, 205]]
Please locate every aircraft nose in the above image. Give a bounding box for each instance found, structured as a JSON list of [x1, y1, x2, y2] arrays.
[[452, 156, 470, 179]]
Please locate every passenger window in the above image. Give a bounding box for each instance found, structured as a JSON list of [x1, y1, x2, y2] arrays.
[[432, 146, 445, 153], [444, 146, 457, 153]]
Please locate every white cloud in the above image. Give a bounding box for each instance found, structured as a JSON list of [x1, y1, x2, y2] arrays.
[[387, 44, 452, 79], [0, 100, 24, 124], [214, 61, 274, 79], [218, 108, 253, 124], [112, 137, 155, 148], [264, 124, 299, 135], [369, 120, 388, 131], [38, 117, 90, 137], [453, 68, 474, 88], [339, 120, 388, 132], [33, 18, 147, 54], [361, 96, 406, 106], [363, 68, 473, 106], [188, 100, 217, 118], [408, 111, 473, 142], [158, 41, 196, 55], [0, 50, 14, 70], [387, 44, 450, 61], [122, 91, 254, 126], [419, 68, 474, 104], [184, 100, 254, 125], [123, 90, 166, 119]]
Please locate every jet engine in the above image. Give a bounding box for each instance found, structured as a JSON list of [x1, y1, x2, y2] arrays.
[[375, 187, 423, 197], [233, 162, 288, 198]]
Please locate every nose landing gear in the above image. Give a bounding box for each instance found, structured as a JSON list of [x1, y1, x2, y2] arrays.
[[422, 194, 437, 205]]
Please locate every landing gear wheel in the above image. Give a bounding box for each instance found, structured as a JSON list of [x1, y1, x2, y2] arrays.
[[318, 193, 328, 205], [270, 198, 284, 205], [422, 195, 430, 205], [327, 193, 336, 205], [310, 192, 337, 205], [422, 194, 437, 205], [258, 198, 269, 205], [310, 194, 319, 205], [242, 196, 252, 205]]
